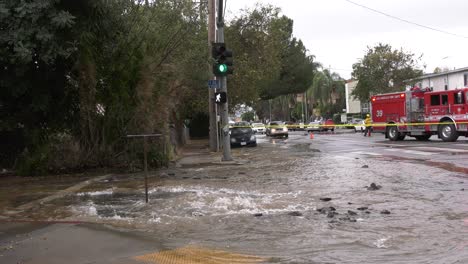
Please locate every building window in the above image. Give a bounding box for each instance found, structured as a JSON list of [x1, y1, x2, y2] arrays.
[[464, 73, 468, 86], [445, 85, 448, 91], [431, 95, 440, 106]]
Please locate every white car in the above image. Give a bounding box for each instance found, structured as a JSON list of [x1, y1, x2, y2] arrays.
[[354, 120, 366, 132], [251, 123, 266, 134], [306, 121, 321, 132]]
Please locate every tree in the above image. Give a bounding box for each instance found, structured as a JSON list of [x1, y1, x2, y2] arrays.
[[351, 43, 423, 101], [225, 4, 318, 107], [309, 69, 345, 117], [0, 0, 209, 174], [241, 111, 255, 122]]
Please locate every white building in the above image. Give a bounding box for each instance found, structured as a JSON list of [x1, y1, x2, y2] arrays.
[[345, 80, 369, 115], [412, 67, 468, 91]]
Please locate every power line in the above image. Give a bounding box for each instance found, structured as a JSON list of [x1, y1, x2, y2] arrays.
[[343, 0, 468, 39]]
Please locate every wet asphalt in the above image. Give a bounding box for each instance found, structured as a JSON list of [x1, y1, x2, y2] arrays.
[[1, 130, 467, 263]]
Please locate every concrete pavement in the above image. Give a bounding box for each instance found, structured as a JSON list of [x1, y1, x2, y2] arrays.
[[0, 222, 157, 264]]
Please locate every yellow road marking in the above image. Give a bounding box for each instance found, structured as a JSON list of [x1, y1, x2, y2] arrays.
[[133, 246, 267, 264]]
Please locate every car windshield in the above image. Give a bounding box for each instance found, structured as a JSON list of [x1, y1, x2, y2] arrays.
[[230, 127, 252, 135]]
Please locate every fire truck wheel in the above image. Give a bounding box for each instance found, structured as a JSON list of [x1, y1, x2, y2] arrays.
[[439, 123, 459, 142], [387, 126, 399, 141]]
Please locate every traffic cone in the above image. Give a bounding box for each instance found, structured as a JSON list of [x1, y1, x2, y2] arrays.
[[309, 133, 314, 139]]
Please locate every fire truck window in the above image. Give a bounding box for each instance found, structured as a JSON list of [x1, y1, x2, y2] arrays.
[[455, 92, 465, 104], [441, 94, 448, 105], [430, 95, 440, 106]]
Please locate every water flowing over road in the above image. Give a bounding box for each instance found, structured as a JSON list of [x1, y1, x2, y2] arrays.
[[53, 133, 468, 263]]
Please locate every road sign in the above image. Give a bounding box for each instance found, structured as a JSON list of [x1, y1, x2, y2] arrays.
[[208, 79, 219, 89]]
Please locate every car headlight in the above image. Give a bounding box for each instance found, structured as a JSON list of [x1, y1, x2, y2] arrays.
[[271, 128, 276, 133], [230, 138, 236, 143], [284, 127, 288, 132], [250, 135, 256, 141]]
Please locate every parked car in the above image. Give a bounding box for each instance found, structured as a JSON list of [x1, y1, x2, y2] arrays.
[[306, 119, 335, 132], [230, 126, 257, 147], [251, 122, 266, 134], [287, 122, 305, 131], [285, 121, 296, 131], [346, 118, 363, 129], [233, 121, 251, 128], [266, 121, 288, 138], [354, 120, 366, 133]]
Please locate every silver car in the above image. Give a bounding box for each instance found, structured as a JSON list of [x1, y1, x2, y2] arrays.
[[266, 121, 288, 138], [251, 123, 266, 134]]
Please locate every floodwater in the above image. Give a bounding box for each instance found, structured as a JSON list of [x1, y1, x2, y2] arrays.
[[8, 137, 468, 263]]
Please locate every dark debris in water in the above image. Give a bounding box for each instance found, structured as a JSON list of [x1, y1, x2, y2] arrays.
[[319, 197, 332, 202], [317, 206, 336, 213], [366, 183, 382, 191], [347, 210, 357, 216], [327, 211, 339, 218], [380, 210, 391, 215], [288, 211, 303, 217]]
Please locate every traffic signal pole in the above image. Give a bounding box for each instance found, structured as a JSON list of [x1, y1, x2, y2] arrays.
[[208, 0, 218, 152], [216, 0, 232, 161]]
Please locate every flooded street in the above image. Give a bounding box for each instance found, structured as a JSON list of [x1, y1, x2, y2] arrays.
[[17, 133, 464, 263]]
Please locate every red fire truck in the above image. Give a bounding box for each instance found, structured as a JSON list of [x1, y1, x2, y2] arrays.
[[371, 87, 468, 142]]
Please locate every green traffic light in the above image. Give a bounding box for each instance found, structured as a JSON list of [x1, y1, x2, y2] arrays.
[[218, 64, 228, 73]]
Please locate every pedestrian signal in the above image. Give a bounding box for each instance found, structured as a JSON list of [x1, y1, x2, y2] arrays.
[[214, 92, 227, 104]]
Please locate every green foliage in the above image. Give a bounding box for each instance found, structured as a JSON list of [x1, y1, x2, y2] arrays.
[[241, 111, 255, 122], [309, 69, 345, 116], [1, 0, 320, 175], [16, 144, 50, 176], [226, 5, 318, 108], [351, 43, 423, 101], [290, 102, 305, 121]]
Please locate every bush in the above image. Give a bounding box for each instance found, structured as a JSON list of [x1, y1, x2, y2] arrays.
[[17, 145, 50, 176]]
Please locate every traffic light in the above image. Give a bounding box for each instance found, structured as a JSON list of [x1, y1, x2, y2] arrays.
[[212, 42, 233, 76], [214, 92, 227, 104]]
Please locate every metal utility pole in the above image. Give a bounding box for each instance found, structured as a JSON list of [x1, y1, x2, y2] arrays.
[[269, 99, 272, 122], [208, 0, 218, 152], [216, 0, 232, 161], [304, 92, 308, 122]]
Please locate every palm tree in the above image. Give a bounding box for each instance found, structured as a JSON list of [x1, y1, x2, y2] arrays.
[[308, 69, 345, 117]]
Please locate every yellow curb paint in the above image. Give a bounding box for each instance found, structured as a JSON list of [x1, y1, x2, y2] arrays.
[[133, 246, 267, 264]]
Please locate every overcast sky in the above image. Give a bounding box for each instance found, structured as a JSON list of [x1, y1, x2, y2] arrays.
[[225, 0, 468, 79]]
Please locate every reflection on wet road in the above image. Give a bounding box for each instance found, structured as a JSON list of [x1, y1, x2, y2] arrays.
[[10, 132, 468, 263]]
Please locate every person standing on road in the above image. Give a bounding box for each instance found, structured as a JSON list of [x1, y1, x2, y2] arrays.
[[364, 114, 372, 137]]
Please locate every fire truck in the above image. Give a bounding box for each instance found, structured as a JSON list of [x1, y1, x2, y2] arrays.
[[371, 87, 468, 142]]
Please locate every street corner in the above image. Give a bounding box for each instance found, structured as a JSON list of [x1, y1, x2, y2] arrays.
[[133, 245, 267, 264]]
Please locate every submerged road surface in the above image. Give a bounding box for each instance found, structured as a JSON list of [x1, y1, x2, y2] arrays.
[[1, 132, 467, 263]]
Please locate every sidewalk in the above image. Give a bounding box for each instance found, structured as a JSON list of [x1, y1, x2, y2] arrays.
[[175, 139, 246, 168]]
